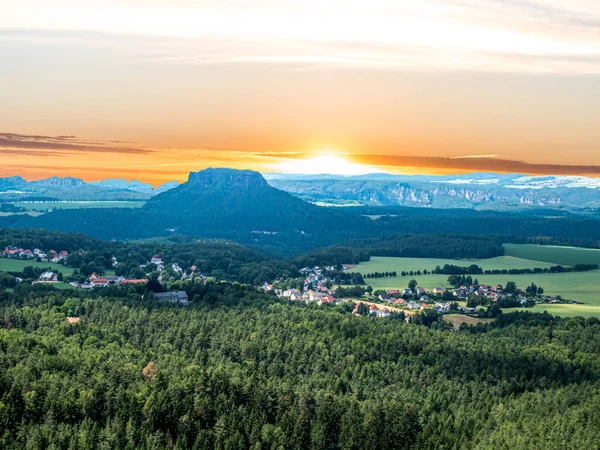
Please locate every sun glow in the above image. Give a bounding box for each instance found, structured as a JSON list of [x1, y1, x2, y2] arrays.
[[272, 154, 376, 176]]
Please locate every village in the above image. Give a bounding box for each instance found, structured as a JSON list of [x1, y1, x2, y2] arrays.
[[2, 245, 570, 314], [1, 246, 201, 304], [266, 264, 569, 319]]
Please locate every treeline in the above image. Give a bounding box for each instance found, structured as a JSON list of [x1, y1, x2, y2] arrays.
[[0, 287, 600, 448], [0, 228, 107, 252], [434, 263, 598, 276], [364, 271, 397, 278]]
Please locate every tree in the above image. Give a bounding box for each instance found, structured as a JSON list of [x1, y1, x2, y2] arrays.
[[505, 281, 517, 294], [408, 279, 418, 292]]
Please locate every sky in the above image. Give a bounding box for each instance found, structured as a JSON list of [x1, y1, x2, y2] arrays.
[[1, 0, 600, 184]]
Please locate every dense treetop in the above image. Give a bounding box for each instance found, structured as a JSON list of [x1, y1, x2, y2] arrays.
[[0, 284, 599, 449]]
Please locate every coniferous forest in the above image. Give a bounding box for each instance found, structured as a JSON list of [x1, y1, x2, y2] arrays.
[[0, 284, 599, 449]]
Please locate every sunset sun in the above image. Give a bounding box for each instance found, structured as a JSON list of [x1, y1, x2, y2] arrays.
[[273, 153, 376, 176]]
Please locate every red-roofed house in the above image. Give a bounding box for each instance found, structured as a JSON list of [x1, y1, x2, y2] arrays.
[[319, 296, 335, 305], [369, 304, 380, 317]]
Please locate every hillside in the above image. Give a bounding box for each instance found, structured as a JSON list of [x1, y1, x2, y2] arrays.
[[3, 169, 377, 254]]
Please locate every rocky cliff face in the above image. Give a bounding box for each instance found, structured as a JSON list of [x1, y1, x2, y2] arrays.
[[187, 168, 268, 189], [266, 174, 600, 211]]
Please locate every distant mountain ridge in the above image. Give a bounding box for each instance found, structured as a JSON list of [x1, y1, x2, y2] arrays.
[[265, 173, 600, 212], [0, 175, 178, 201]]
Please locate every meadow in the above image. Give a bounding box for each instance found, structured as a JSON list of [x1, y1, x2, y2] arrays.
[[0, 258, 75, 274], [347, 245, 600, 317], [0, 259, 115, 277], [13, 201, 145, 212], [504, 243, 600, 266]]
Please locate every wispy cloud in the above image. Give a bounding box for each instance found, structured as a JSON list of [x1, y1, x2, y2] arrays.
[[0, 133, 151, 154], [346, 153, 600, 176]]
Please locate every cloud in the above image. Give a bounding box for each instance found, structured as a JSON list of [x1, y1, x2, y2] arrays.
[[2, 0, 600, 74], [0, 133, 152, 154], [346, 154, 600, 176]]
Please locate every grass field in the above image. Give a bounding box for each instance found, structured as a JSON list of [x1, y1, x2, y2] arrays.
[[505, 244, 600, 266], [349, 255, 557, 275], [347, 246, 600, 317], [13, 201, 145, 211], [0, 259, 75, 274], [0, 259, 115, 277]]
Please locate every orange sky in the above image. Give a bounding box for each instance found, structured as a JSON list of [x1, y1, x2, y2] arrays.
[[1, 1, 600, 183]]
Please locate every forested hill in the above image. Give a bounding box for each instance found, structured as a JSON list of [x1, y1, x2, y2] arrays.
[[4, 168, 600, 254], [0, 285, 599, 449], [3, 169, 378, 254]]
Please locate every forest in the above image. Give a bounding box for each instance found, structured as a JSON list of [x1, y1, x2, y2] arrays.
[[346, 234, 505, 259], [0, 283, 599, 449]]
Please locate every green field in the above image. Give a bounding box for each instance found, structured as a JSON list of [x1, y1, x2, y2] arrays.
[[349, 255, 557, 274], [13, 201, 145, 211], [0, 259, 115, 277], [0, 259, 75, 274], [347, 246, 600, 317], [505, 244, 600, 266]]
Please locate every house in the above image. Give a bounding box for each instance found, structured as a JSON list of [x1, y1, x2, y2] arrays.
[[21, 249, 34, 258], [420, 295, 430, 302], [387, 289, 400, 296], [59, 251, 69, 260], [432, 288, 445, 295], [416, 287, 426, 295], [491, 285, 502, 292], [150, 291, 189, 305], [66, 317, 81, 324], [151, 255, 162, 263], [394, 298, 406, 306], [369, 304, 380, 317], [407, 301, 420, 309], [380, 308, 391, 318], [2, 247, 21, 257], [402, 289, 413, 296], [379, 294, 392, 302], [289, 292, 302, 301], [38, 271, 58, 283], [435, 302, 450, 312], [319, 296, 335, 305], [91, 277, 109, 287], [420, 303, 429, 310]]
